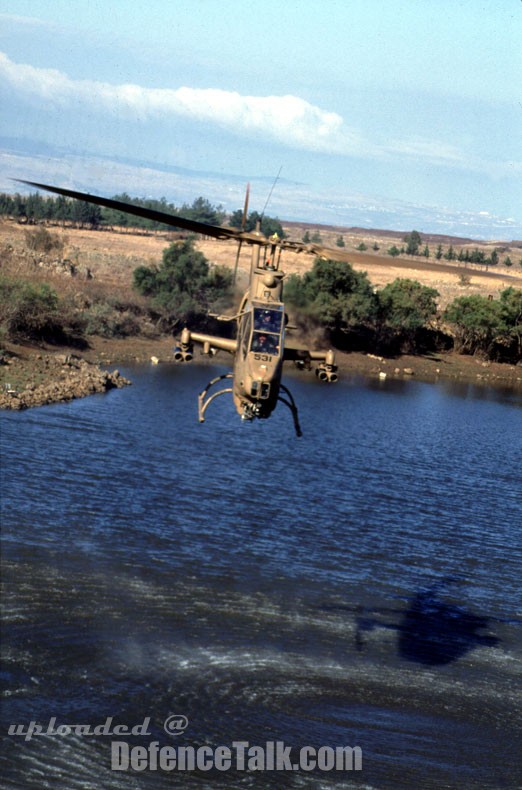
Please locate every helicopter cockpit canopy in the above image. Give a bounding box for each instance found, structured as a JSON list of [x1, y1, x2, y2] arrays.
[[250, 304, 284, 356]]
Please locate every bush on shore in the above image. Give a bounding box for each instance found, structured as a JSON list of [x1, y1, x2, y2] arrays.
[[285, 258, 522, 362]]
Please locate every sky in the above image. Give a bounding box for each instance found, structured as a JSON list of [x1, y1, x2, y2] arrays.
[[0, 0, 521, 239]]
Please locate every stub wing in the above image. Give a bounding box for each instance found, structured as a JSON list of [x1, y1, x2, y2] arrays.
[[174, 329, 237, 360], [190, 332, 238, 354], [283, 344, 333, 363], [283, 342, 338, 382]]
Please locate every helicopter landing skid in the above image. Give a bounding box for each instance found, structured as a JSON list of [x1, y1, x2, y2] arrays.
[[278, 383, 303, 438], [198, 373, 234, 423], [198, 374, 302, 437]]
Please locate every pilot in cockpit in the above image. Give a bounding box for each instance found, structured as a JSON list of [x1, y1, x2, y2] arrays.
[[258, 310, 280, 333], [251, 333, 279, 355]]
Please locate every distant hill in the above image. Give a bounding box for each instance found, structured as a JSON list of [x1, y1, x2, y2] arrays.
[[282, 220, 516, 247]]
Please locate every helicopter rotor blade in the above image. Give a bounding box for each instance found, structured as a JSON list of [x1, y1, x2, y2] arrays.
[[277, 239, 354, 263], [232, 183, 251, 286], [306, 244, 353, 262], [232, 241, 243, 287], [241, 183, 250, 231]]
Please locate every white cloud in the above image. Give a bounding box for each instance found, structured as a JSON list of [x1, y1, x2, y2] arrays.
[[0, 52, 348, 154], [2, 51, 520, 179]]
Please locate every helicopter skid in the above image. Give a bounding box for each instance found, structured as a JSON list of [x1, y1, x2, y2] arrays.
[[278, 383, 303, 437], [198, 373, 234, 423], [198, 374, 302, 436]]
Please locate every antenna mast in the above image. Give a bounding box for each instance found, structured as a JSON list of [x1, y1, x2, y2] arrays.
[[261, 166, 282, 219]]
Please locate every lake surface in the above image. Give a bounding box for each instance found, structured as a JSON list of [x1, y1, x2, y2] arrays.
[[1, 361, 521, 788]]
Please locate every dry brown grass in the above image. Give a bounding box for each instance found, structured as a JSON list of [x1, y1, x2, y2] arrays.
[[195, 236, 522, 310], [2, 218, 521, 312]]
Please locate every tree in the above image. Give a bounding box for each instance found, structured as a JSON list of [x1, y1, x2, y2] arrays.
[[284, 258, 379, 334], [498, 287, 522, 358], [378, 278, 439, 349], [443, 295, 503, 356], [229, 209, 284, 238], [133, 239, 232, 326], [72, 200, 102, 229], [55, 195, 71, 224], [435, 244, 443, 260], [182, 196, 225, 225], [404, 230, 422, 256], [444, 245, 456, 261], [25, 193, 46, 221], [356, 242, 367, 251], [504, 256, 513, 267], [444, 287, 522, 363], [302, 230, 311, 244], [336, 235, 345, 247], [469, 248, 486, 265], [422, 245, 430, 258], [388, 245, 400, 257]]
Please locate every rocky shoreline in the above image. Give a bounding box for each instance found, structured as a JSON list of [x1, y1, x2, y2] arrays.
[[0, 349, 130, 410], [1, 335, 521, 411]]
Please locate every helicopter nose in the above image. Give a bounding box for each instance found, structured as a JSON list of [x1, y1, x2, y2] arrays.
[[249, 379, 271, 399]]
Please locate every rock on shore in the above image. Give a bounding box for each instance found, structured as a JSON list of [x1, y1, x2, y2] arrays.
[[0, 352, 130, 410]]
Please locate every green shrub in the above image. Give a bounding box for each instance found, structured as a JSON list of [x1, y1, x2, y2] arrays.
[[82, 302, 141, 338], [379, 279, 439, 332], [0, 275, 84, 343], [284, 258, 379, 333], [0, 276, 59, 339], [23, 227, 65, 256], [378, 279, 439, 352], [443, 294, 503, 356], [133, 238, 233, 326]]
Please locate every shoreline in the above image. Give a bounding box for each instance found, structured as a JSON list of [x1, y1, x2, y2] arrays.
[[1, 335, 521, 411]]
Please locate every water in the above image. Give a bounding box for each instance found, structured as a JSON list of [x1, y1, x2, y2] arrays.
[[1, 362, 521, 789]]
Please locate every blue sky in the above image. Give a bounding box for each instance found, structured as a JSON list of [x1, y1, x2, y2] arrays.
[[1, 0, 521, 239]]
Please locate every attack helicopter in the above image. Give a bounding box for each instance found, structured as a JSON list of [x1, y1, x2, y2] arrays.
[[17, 179, 340, 436]]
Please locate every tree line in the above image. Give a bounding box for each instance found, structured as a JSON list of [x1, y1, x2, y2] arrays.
[[0, 191, 285, 237], [0, 191, 227, 230], [379, 230, 516, 269], [301, 228, 518, 269]]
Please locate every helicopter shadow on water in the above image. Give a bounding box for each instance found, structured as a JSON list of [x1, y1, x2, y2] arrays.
[[322, 577, 502, 666]]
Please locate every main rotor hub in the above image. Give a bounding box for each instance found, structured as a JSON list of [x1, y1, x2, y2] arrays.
[[262, 273, 277, 288]]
